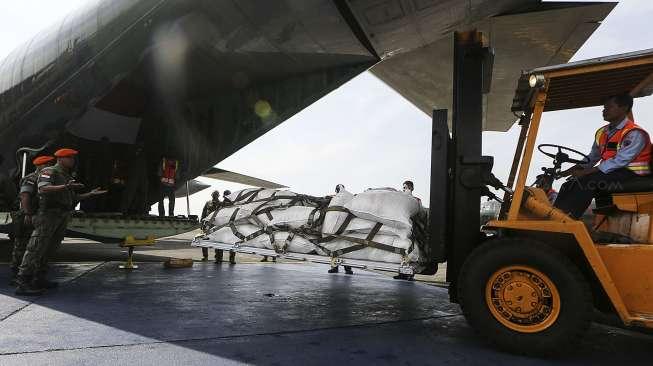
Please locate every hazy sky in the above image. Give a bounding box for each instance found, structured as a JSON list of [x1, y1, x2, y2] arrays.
[[1, 0, 653, 216]]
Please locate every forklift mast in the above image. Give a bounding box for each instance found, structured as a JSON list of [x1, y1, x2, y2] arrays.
[[428, 31, 494, 302]]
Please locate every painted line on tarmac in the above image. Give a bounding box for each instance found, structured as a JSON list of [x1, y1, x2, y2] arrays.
[[0, 313, 462, 356]]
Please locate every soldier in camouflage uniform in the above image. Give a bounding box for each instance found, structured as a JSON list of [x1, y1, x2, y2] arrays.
[[15, 148, 106, 296], [9, 155, 55, 286], [200, 190, 222, 261], [200, 189, 236, 264]]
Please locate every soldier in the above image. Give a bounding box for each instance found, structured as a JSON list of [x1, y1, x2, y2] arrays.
[[221, 189, 236, 264], [201, 190, 222, 261], [394, 180, 419, 281], [8, 155, 55, 286], [328, 184, 352, 274], [15, 148, 106, 295]]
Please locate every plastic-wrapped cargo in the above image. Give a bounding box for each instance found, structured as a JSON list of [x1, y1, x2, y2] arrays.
[[344, 188, 420, 230], [210, 225, 319, 254], [322, 190, 412, 239], [202, 187, 429, 271]]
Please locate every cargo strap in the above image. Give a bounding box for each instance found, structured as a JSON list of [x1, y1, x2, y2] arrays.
[[206, 191, 414, 259], [228, 222, 268, 243], [232, 188, 265, 204], [324, 206, 355, 235], [306, 207, 320, 229], [327, 239, 405, 257]]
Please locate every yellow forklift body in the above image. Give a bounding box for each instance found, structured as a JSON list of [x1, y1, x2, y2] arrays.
[[487, 49, 653, 328]]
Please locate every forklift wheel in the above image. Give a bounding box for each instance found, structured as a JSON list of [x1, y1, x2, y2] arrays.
[[458, 238, 592, 356]]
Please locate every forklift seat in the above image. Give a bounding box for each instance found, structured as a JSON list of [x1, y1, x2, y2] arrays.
[[597, 176, 653, 194], [593, 174, 653, 214]]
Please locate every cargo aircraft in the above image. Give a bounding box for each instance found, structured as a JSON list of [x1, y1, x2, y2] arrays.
[[0, 0, 615, 244]]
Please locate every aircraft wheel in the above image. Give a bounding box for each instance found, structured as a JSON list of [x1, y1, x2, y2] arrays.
[[458, 238, 592, 356]]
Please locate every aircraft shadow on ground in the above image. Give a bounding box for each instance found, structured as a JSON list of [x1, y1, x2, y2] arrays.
[[0, 260, 652, 364]]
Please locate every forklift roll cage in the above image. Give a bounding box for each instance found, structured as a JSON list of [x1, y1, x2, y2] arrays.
[[484, 48, 653, 328]]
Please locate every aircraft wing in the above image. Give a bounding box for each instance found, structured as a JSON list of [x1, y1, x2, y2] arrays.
[[201, 168, 287, 189], [366, 2, 616, 131], [174, 179, 211, 199]]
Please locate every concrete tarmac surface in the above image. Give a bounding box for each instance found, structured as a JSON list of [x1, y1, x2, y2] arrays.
[[1, 238, 652, 365]]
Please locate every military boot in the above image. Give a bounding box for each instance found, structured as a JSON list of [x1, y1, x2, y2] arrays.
[[14, 276, 45, 296], [327, 266, 339, 274], [393, 273, 415, 281], [201, 247, 209, 261], [214, 249, 224, 263]]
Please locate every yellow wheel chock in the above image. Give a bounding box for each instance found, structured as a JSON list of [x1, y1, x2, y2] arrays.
[[119, 235, 156, 269]]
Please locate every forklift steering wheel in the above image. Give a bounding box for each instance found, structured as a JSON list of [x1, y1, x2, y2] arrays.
[[537, 144, 590, 165]]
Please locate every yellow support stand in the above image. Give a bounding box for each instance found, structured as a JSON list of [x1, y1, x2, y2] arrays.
[[119, 235, 156, 269]]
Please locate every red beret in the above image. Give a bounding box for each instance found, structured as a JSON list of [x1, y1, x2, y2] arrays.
[[54, 148, 78, 157], [32, 156, 54, 166]]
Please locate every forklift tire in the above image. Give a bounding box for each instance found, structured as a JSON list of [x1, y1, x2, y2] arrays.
[[458, 238, 592, 356]]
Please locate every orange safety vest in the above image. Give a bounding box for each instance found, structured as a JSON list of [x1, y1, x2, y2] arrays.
[[160, 158, 179, 186], [595, 120, 652, 176]]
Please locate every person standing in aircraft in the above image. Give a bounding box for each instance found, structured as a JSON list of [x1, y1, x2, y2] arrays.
[[108, 159, 127, 212], [120, 142, 148, 215], [15, 149, 106, 295], [9, 156, 55, 286], [158, 156, 179, 216]]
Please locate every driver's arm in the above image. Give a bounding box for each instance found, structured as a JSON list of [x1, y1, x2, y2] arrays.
[[560, 142, 601, 177], [581, 141, 602, 169]]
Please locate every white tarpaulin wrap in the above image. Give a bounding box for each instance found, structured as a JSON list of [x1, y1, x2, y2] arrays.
[[203, 188, 427, 269], [344, 188, 420, 231], [321, 233, 418, 263], [322, 190, 411, 239]]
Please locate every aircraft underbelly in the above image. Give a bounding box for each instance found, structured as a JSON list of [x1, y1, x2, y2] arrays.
[[0, 0, 376, 181]]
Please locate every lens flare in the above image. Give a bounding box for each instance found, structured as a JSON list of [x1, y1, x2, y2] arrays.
[[254, 100, 272, 119]]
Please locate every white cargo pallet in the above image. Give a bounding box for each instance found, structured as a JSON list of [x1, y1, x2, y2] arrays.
[[192, 236, 414, 275]]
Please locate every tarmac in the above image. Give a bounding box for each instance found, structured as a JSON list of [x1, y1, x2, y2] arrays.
[[1, 235, 652, 365]]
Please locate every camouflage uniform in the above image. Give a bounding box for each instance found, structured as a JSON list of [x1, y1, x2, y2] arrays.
[[201, 199, 223, 261], [18, 164, 76, 284], [9, 172, 39, 277]]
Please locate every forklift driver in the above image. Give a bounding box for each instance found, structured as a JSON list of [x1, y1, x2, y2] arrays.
[[555, 93, 652, 218]]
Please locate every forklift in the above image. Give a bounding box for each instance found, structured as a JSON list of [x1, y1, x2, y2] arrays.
[[439, 32, 653, 355]]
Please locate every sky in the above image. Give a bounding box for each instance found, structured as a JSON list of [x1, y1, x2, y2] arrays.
[[1, 0, 653, 216]]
